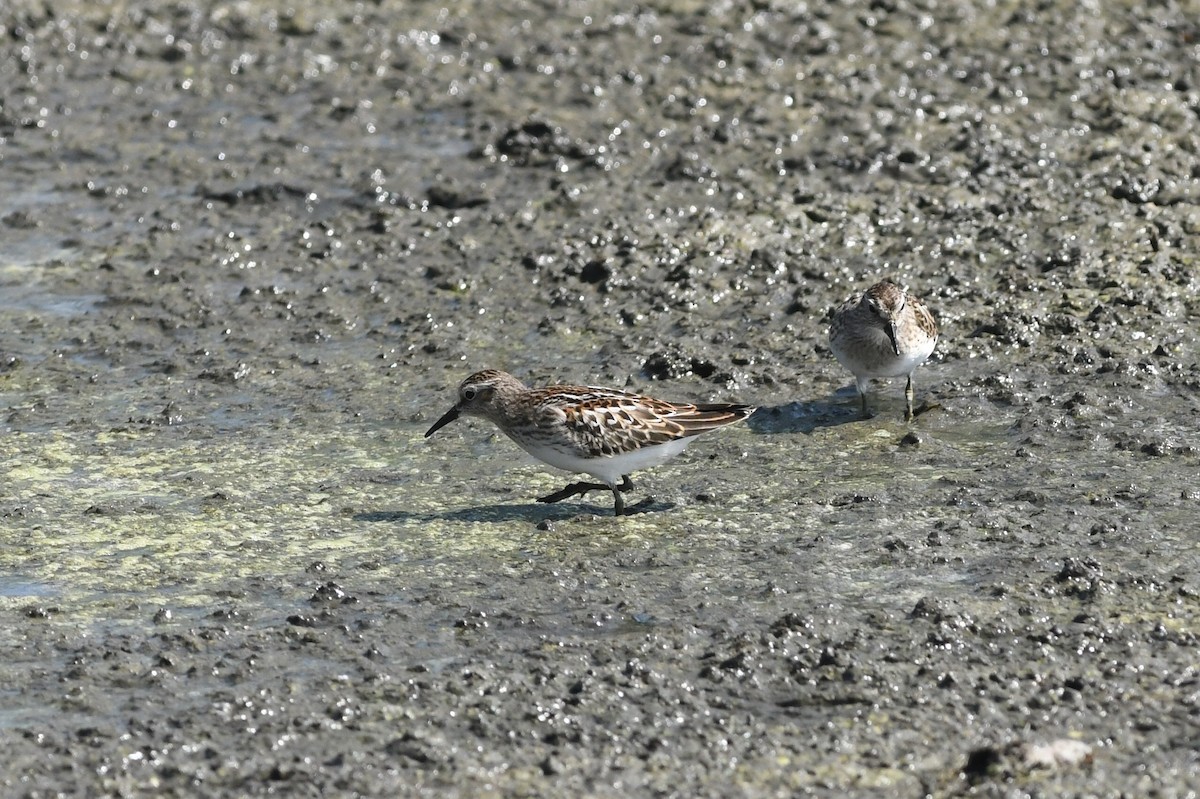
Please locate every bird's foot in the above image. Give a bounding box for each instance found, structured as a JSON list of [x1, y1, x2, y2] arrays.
[[537, 481, 611, 504]]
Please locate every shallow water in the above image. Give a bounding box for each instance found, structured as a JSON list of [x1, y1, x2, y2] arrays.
[[2, 0, 1199, 795]]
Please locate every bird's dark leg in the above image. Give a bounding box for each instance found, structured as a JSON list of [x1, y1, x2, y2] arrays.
[[904, 375, 915, 422], [612, 475, 638, 515], [854, 377, 872, 419], [611, 486, 626, 516]]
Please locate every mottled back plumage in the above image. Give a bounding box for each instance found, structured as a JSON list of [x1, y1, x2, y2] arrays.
[[537, 388, 750, 457]]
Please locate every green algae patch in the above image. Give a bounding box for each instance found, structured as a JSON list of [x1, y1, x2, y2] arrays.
[[3, 419, 771, 615], [0, 423, 538, 611]]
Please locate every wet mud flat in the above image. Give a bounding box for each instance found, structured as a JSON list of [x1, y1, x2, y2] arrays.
[[1, 0, 1199, 796]]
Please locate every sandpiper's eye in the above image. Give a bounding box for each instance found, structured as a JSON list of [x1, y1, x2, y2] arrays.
[[463, 387, 478, 401]]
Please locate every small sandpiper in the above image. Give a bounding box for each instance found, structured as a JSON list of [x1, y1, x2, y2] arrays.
[[828, 280, 938, 420], [425, 369, 754, 516]]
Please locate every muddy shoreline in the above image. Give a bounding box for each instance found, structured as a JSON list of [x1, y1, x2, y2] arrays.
[[2, 1, 1198, 796]]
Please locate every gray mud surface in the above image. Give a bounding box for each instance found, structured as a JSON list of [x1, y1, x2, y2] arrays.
[[2, 1, 1199, 796]]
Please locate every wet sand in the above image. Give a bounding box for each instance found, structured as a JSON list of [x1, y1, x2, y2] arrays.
[[2, 1, 1198, 795]]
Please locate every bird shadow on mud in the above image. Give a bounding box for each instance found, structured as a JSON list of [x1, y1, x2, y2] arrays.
[[748, 390, 862, 434], [353, 497, 675, 524]]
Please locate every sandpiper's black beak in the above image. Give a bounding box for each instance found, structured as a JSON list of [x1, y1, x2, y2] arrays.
[[886, 321, 901, 356], [425, 405, 461, 438]]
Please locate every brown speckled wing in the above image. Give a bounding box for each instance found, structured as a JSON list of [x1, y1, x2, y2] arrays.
[[529, 386, 752, 458], [911, 296, 939, 340]]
